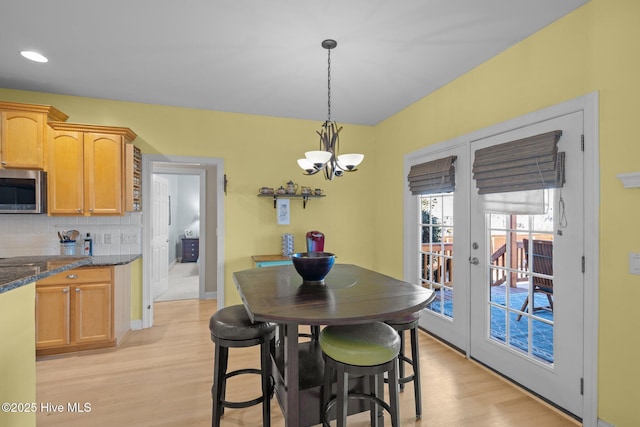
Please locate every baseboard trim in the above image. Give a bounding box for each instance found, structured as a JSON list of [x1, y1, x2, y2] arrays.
[[204, 291, 217, 300], [130, 319, 143, 331]]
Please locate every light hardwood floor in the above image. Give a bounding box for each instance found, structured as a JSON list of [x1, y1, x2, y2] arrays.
[[36, 299, 579, 426], [154, 261, 200, 302]]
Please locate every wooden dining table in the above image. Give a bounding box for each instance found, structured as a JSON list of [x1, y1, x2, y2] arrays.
[[233, 263, 435, 427]]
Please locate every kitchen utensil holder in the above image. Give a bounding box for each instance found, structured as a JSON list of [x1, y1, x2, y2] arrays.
[[60, 241, 78, 256]]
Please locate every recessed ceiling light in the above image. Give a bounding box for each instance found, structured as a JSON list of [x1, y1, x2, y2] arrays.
[[20, 51, 48, 63]]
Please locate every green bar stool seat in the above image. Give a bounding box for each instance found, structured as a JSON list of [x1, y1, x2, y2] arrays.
[[319, 322, 401, 427], [209, 305, 276, 427]]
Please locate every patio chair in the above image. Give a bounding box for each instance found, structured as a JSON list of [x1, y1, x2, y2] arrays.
[[517, 239, 553, 321]]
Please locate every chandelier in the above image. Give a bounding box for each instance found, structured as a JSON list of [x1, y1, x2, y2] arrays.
[[297, 39, 364, 180]]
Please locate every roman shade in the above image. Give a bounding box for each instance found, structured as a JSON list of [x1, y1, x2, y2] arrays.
[[407, 155, 457, 195], [472, 130, 564, 195]]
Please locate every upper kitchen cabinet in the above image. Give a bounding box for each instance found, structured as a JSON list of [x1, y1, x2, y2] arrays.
[[47, 122, 137, 216], [0, 101, 68, 170]]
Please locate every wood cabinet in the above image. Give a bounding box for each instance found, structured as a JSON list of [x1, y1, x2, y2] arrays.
[[36, 266, 114, 354], [35, 284, 71, 348], [181, 238, 199, 262], [47, 122, 137, 215], [0, 101, 68, 169]]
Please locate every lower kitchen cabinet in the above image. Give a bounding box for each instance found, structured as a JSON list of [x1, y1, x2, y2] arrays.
[[35, 284, 71, 348], [73, 282, 112, 344], [35, 264, 130, 356]]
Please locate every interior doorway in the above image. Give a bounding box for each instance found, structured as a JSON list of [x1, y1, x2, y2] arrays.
[[141, 155, 225, 328], [154, 172, 201, 302]]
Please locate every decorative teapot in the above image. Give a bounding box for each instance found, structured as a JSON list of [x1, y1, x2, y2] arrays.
[[286, 180, 299, 195]]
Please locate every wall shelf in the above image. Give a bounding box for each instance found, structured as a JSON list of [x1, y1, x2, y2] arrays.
[[617, 172, 640, 188], [258, 194, 325, 209]]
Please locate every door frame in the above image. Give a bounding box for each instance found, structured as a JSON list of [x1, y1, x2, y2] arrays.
[[141, 154, 225, 328], [403, 92, 599, 426]]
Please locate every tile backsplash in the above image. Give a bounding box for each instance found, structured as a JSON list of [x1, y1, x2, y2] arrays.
[[0, 212, 142, 258]]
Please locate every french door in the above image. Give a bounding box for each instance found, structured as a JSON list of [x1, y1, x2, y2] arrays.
[[408, 143, 470, 351], [408, 108, 587, 418], [469, 111, 584, 417]]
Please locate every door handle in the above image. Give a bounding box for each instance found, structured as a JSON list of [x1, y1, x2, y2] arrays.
[[469, 257, 480, 265]]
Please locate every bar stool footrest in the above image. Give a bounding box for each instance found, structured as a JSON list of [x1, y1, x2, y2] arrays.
[[385, 353, 416, 386], [323, 393, 392, 427], [215, 368, 274, 409]]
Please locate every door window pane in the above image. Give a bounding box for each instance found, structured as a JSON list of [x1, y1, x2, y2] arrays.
[[420, 193, 454, 319], [487, 190, 555, 363]]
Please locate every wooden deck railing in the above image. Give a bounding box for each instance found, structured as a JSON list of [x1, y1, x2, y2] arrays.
[[422, 240, 528, 287], [489, 242, 526, 287]]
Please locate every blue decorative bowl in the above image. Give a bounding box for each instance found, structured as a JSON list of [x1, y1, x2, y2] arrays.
[[291, 252, 335, 284]]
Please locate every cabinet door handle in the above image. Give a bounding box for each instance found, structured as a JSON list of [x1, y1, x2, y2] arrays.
[[89, 208, 94, 212], [66, 274, 79, 279], [75, 288, 80, 292], [62, 288, 69, 293], [76, 208, 82, 213]]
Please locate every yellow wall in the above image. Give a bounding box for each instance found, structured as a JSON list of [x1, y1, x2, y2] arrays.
[[130, 257, 142, 321], [0, 284, 36, 427], [1, 0, 639, 424], [0, 89, 377, 311], [374, 0, 639, 425]]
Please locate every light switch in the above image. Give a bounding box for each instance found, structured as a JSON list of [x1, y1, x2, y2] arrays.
[[629, 253, 640, 275]]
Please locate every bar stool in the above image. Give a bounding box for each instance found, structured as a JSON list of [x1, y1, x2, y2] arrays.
[[319, 322, 401, 427], [209, 305, 276, 427], [385, 311, 423, 419]]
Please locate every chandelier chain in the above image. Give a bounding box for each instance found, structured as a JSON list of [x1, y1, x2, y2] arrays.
[[327, 48, 331, 122]]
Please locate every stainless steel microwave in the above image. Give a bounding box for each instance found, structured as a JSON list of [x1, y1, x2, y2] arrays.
[[0, 169, 47, 213]]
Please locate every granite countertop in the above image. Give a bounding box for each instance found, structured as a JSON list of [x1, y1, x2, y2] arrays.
[[0, 254, 141, 295]]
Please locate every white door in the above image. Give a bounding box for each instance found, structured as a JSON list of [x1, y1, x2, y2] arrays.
[[413, 143, 471, 350], [469, 111, 584, 417], [151, 175, 169, 299]]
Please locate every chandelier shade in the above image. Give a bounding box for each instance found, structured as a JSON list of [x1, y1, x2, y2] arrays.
[[337, 153, 365, 171], [298, 39, 364, 180], [305, 150, 332, 167]]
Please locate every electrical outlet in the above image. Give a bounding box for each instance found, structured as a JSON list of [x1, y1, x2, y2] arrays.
[[104, 233, 112, 244], [124, 233, 137, 244]]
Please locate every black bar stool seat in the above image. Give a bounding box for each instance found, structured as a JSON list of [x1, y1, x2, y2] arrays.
[[209, 305, 276, 427]]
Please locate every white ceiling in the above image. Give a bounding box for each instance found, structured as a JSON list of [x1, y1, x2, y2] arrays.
[[0, 1, 588, 126]]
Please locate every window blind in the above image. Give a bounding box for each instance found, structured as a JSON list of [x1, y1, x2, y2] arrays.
[[407, 155, 457, 195], [472, 130, 564, 195]]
